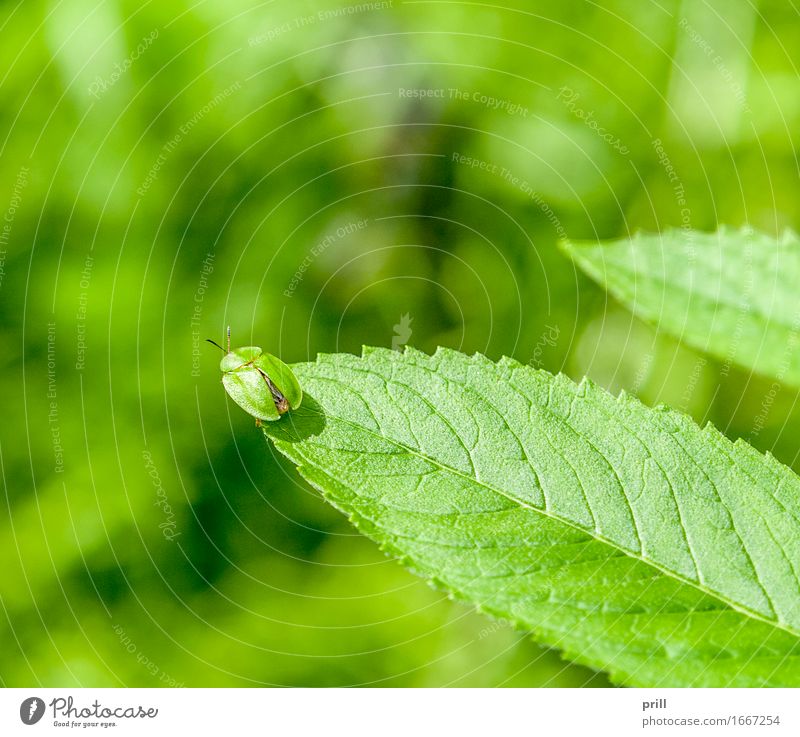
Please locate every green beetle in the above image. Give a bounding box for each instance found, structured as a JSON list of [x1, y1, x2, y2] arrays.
[[207, 328, 303, 423]]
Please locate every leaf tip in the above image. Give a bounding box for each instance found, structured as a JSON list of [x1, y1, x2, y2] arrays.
[[557, 238, 574, 255]]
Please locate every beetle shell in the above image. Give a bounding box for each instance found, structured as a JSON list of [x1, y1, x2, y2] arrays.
[[219, 346, 303, 422], [220, 346, 262, 372]]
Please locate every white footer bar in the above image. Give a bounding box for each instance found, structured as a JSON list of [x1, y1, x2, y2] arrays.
[[0, 688, 796, 735]]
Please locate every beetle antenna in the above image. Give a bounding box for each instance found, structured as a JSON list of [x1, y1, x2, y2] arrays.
[[206, 339, 225, 353], [227, 326, 231, 353]]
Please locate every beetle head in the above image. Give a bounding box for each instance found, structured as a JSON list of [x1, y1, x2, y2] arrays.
[[219, 346, 262, 372], [207, 329, 263, 373]]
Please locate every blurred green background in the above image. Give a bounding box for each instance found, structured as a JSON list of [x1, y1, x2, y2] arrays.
[[2, 0, 799, 686]]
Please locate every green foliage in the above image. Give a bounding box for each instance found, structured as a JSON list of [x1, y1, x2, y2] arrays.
[[562, 228, 800, 388], [264, 347, 800, 687], [3, 0, 800, 687]]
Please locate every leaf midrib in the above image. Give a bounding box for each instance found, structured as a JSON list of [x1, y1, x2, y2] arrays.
[[277, 403, 800, 640]]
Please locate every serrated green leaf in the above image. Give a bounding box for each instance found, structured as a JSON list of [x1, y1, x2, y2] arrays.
[[561, 228, 800, 387], [262, 348, 800, 687]]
